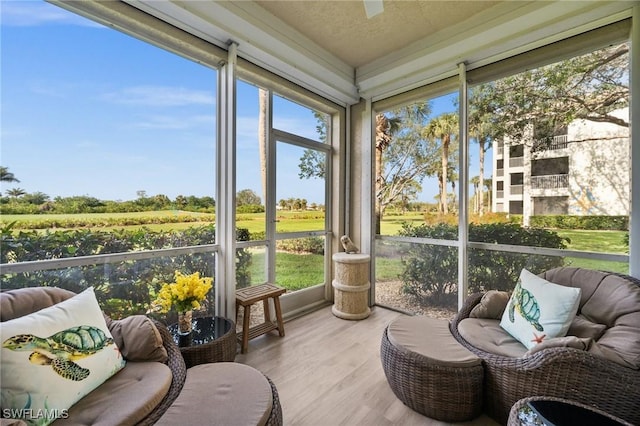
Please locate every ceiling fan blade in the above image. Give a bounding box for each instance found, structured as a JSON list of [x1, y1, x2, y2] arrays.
[[363, 0, 384, 19]]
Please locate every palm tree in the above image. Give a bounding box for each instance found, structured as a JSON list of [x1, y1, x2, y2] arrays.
[[6, 188, 26, 199], [375, 113, 394, 232], [0, 166, 20, 183], [470, 175, 480, 214], [258, 88, 268, 204], [423, 113, 458, 214], [374, 103, 430, 233]]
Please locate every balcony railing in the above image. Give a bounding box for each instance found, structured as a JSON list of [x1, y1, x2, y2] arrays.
[[531, 174, 569, 189], [509, 157, 524, 167], [496, 190, 504, 198], [510, 185, 523, 195], [533, 135, 569, 151], [496, 169, 504, 177]]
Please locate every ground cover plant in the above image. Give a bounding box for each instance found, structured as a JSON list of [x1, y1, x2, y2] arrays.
[[1, 210, 630, 316]]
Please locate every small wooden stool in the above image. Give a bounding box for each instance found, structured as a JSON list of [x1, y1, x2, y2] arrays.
[[235, 283, 286, 353]]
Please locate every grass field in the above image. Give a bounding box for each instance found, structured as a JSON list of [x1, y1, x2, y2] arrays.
[[3, 211, 629, 279]]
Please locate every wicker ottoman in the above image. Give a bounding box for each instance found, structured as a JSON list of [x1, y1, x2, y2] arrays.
[[381, 316, 483, 422], [156, 362, 283, 425]]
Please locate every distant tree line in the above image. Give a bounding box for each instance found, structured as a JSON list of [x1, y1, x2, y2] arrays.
[[0, 189, 216, 215]]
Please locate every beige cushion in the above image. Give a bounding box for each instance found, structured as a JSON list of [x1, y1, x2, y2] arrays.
[[543, 267, 640, 369], [458, 318, 527, 358], [568, 315, 607, 340], [387, 316, 480, 367], [524, 336, 593, 357], [105, 315, 168, 362], [0, 287, 76, 322], [0, 420, 27, 426], [156, 363, 273, 426], [0, 419, 27, 426], [470, 290, 510, 319], [55, 361, 172, 426]]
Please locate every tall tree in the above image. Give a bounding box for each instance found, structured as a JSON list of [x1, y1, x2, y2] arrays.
[[470, 175, 480, 214], [298, 111, 329, 180], [375, 102, 431, 233], [237, 189, 261, 206], [0, 166, 19, 183], [477, 42, 628, 146], [423, 113, 459, 214], [467, 84, 499, 216], [258, 88, 268, 204], [6, 188, 26, 199]]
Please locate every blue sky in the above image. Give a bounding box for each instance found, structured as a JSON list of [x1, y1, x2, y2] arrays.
[[1, 1, 486, 206]]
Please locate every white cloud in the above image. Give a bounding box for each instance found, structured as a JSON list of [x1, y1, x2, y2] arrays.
[[132, 114, 215, 130], [0, 1, 102, 27], [101, 86, 215, 107]]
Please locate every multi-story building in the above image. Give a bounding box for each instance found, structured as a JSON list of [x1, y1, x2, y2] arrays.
[[492, 108, 629, 225]]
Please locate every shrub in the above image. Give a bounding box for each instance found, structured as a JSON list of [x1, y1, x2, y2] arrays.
[[276, 237, 324, 255], [0, 224, 252, 318], [530, 215, 628, 231], [398, 223, 567, 308]]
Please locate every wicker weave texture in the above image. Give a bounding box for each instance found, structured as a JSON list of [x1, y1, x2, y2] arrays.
[[507, 396, 634, 426], [265, 375, 284, 426], [179, 320, 237, 368], [138, 320, 187, 425], [380, 327, 484, 422], [450, 272, 640, 425]]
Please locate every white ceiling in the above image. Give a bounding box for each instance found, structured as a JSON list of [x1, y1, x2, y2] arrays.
[[123, 1, 635, 105]]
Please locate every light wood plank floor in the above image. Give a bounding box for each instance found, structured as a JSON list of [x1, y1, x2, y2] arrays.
[[235, 305, 499, 426]]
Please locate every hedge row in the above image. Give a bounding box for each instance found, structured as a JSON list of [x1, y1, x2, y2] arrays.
[[529, 215, 628, 230], [0, 224, 251, 321], [397, 222, 567, 307], [1, 214, 215, 230]]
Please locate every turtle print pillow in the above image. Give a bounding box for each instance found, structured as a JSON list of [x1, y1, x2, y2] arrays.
[[500, 269, 581, 350], [0, 287, 125, 426]]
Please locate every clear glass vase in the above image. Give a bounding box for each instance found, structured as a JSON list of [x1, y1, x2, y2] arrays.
[[177, 310, 193, 335]]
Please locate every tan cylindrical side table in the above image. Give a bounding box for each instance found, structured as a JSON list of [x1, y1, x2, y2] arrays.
[[332, 252, 371, 320]]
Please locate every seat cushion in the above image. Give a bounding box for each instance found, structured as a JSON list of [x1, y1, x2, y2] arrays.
[[0, 287, 76, 322], [458, 318, 527, 358], [387, 316, 480, 367], [55, 361, 172, 426], [543, 267, 640, 369], [105, 315, 168, 362], [156, 362, 273, 426]]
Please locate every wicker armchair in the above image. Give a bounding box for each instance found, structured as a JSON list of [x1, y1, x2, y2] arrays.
[[139, 319, 187, 425], [450, 268, 640, 425], [0, 287, 187, 424]]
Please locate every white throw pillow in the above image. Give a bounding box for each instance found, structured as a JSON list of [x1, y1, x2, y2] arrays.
[[500, 269, 581, 350], [1, 288, 125, 425]]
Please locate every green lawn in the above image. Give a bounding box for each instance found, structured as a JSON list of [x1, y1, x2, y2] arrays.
[[4, 210, 629, 276], [556, 229, 629, 274], [557, 229, 628, 253]]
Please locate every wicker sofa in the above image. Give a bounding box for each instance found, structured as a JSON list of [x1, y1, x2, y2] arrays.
[[450, 267, 640, 425], [0, 287, 282, 426]]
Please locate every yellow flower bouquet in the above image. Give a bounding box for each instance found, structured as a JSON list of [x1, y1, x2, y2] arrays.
[[154, 271, 213, 314]]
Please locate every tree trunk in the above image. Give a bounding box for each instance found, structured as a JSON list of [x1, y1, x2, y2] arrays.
[[258, 89, 268, 204], [479, 138, 485, 216], [374, 114, 390, 234], [441, 137, 449, 214], [375, 139, 383, 234]]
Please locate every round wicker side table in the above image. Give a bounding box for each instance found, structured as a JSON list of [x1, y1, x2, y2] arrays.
[[507, 396, 633, 426], [168, 316, 236, 368]]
